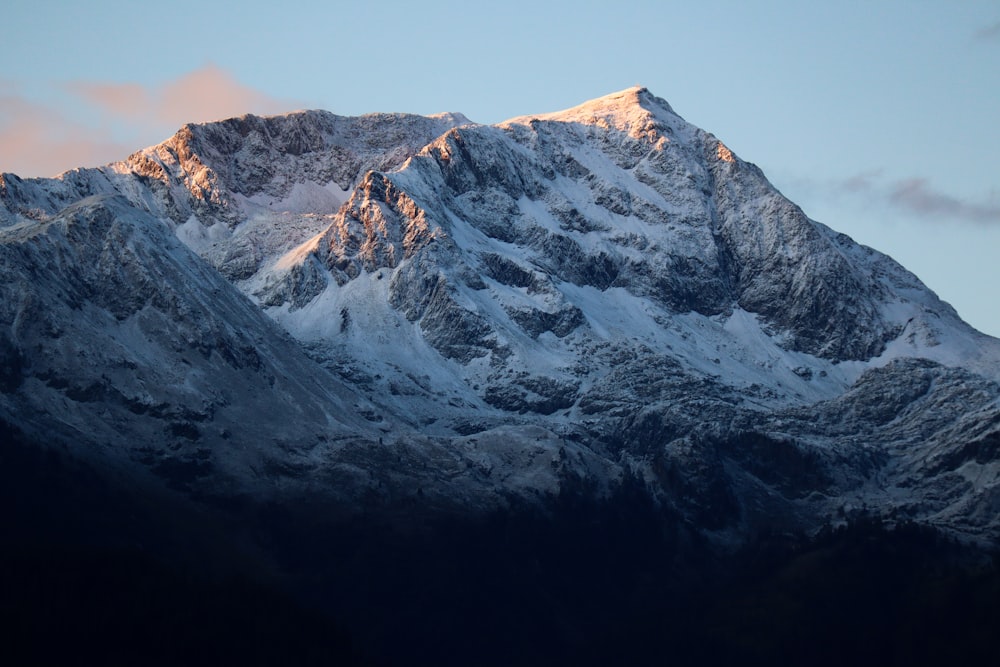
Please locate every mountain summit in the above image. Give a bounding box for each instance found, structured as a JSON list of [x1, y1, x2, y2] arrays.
[[504, 85, 680, 133], [4, 86, 1000, 664], [3, 87, 999, 541]]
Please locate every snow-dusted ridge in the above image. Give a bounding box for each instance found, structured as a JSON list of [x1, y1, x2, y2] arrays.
[[2, 87, 999, 544]]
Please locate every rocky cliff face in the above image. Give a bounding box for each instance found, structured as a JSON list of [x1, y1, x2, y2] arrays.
[[2, 87, 999, 547]]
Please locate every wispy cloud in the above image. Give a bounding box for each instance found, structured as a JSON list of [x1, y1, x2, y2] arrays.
[[0, 66, 300, 178], [888, 178, 1000, 223], [64, 64, 298, 129], [835, 169, 884, 194], [0, 86, 132, 177], [974, 21, 1000, 40], [833, 172, 1000, 225]]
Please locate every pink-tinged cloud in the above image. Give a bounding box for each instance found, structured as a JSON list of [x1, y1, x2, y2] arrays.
[[0, 89, 132, 177], [65, 64, 298, 128], [157, 65, 297, 125], [1, 66, 301, 178], [63, 81, 151, 120]]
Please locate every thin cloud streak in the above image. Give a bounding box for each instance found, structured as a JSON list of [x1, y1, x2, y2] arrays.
[[889, 178, 1000, 223], [1, 66, 301, 178], [836, 170, 884, 194], [833, 172, 1000, 225], [974, 21, 1000, 40]]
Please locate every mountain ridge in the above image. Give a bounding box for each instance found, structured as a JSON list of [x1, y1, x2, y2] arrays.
[[1, 87, 999, 547], [5, 88, 1000, 665]]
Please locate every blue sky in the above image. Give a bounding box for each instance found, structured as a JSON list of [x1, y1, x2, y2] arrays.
[[4, 0, 999, 336]]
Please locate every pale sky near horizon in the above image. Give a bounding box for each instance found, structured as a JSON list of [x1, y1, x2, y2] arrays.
[[4, 0, 999, 337]]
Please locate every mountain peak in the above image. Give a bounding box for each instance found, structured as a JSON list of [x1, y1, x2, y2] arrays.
[[427, 111, 474, 126], [4, 86, 1000, 575], [501, 86, 681, 137]]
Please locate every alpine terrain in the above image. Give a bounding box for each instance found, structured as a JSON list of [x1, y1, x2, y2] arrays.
[[2, 87, 999, 666]]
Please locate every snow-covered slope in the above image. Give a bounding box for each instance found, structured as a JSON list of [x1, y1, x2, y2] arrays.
[[2, 87, 999, 544], [0, 194, 376, 498]]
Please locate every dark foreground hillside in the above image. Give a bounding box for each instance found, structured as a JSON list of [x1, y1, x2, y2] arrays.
[[3, 421, 998, 667]]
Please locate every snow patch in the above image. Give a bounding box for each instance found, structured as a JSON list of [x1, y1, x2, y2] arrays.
[[176, 215, 231, 253], [246, 181, 350, 214]]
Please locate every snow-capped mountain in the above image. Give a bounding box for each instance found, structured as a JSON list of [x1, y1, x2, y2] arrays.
[[2, 86, 999, 546]]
